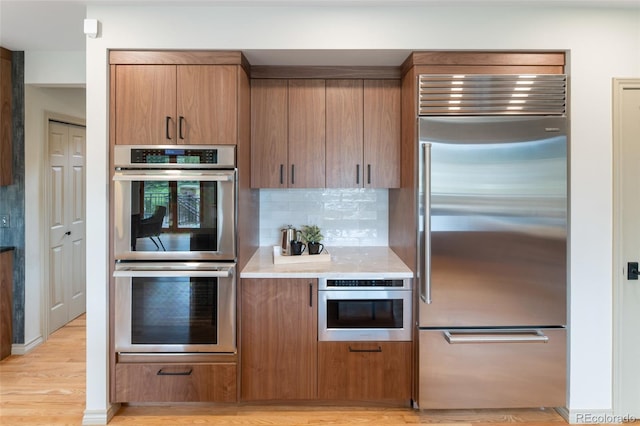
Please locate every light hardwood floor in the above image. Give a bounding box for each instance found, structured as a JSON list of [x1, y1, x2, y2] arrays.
[[0, 315, 585, 425]]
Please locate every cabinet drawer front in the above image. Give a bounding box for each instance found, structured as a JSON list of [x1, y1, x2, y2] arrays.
[[115, 363, 237, 403], [318, 341, 411, 401], [418, 328, 566, 409]]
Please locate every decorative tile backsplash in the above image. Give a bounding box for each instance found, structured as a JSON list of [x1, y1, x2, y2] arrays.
[[259, 189, 389, 247]]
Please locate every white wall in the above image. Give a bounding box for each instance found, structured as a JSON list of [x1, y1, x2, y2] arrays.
[[83, 4, 640, 423], [25, 51, 86, 87], [23, 86, 85, 350]]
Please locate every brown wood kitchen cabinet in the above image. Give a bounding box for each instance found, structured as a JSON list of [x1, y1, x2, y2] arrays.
[[326, 79, 400, 188], [1, 47, 12, 186], [114, 362, 237, 403], [111, 51, 241, 145], [240, 278, 318, 400], [251, 79, 325, 188], [318, 341, 411, 402]]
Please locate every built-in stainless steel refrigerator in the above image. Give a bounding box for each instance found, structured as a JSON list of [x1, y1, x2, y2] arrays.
[[416, 74, 568, 409]]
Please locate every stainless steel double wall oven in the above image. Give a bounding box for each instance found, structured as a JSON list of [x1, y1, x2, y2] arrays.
[[113, 145, 237, 355]]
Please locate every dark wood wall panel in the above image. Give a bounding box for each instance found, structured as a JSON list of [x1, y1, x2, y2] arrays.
[[0, 51, 24, 344]]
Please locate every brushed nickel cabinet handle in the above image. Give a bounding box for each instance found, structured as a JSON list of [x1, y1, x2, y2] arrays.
[[367, 164, 371, 185], [280, 164, 284, 185], [309, 283, 313, 307], [356, 164, 360, 184], [291, 164, 295, 185]]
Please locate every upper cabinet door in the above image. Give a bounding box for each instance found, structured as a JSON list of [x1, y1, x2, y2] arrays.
[[251, 79, 288, 188], [364, 80, 400, 188], [114, 65, 177, 145], [177, 65, 237, 145], [288, 80, 326, 188], [326, 80, 364, 188]]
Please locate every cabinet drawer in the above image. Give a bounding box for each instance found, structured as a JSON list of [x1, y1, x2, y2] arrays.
[[318, 341, 411, 401], [115, 363, 237, 403], [418, 328, 566, 409]]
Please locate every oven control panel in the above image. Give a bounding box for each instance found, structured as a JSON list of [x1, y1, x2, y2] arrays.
[[114, 145, 235, 169]]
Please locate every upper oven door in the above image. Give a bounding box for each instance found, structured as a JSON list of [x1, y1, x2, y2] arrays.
[[113, 169, 236, 261]]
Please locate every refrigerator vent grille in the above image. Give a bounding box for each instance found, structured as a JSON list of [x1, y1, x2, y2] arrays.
[[418, 74, 566, 116]]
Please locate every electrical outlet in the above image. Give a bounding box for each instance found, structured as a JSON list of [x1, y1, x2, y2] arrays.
[[0, 214, 9, 228]]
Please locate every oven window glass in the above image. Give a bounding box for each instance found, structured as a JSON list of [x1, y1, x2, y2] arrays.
[[130, 276, 218, 345], [130, 180, 218, 252], [326, 299, 404, 329]]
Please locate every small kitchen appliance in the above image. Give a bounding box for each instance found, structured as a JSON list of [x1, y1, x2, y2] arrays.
[[280, 225, 301, 256], [318, 277, 412, 341]]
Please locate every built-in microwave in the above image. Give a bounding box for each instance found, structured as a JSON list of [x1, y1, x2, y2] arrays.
[[112, 145, 236, 261], [318, 277, 412, 341]]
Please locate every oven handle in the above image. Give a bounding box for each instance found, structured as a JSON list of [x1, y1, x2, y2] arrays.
[[113, 268, 232, 278], [113, 170, 234, 182]]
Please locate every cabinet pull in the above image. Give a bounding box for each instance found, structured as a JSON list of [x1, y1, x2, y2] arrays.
[[291, 164, 295, 185], [280, 164, 284, 185], [165, 116, 172, 140], [348, 346, 382, 353], [179, 116, 185, 140], [356, 164, 360, 184], [443, 330, 549, 344], [157, 368, 193, 376], [309, 283, 313, 307], [367, 164, 371, 185]]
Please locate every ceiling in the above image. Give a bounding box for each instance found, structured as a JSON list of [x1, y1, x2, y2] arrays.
[[1, 0, 638, 61]]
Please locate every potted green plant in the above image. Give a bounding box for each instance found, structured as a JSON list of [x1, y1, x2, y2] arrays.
[[300, 224, 324, 255]]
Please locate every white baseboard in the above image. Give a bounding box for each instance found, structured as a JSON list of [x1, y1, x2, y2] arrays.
[[11, 335, 43, 355], [82, 404, 120, 426], [557, 407, 627, 424]]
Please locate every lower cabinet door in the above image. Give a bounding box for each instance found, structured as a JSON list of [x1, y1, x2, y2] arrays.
[[115, 363, 237, 403], [318, 341, 412, 401], [418, 328, 566, 409]]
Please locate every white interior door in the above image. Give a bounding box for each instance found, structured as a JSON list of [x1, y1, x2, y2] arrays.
[[48, 121, 86, 334], [613, 79, 640, 418]]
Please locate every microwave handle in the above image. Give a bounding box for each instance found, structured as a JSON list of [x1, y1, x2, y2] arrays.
[[113, 171, 234, 182], [113, 269, 232, 278]]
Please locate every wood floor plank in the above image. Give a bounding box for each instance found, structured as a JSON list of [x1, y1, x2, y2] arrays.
[[0, 315, 612, 425]]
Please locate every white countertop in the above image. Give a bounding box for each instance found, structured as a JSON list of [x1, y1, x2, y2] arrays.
[[240, 246, 413, 279]]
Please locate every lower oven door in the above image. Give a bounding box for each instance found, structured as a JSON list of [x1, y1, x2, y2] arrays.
[[114, 262, 236, 353], [318, 290, 412, 341]]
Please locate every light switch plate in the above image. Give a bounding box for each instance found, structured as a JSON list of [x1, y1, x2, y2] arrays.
[[0, 214, 9, 228]]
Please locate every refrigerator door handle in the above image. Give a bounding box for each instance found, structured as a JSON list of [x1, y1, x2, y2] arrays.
[[421, 142, 432, 304], [443, 330, 550, 344]]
